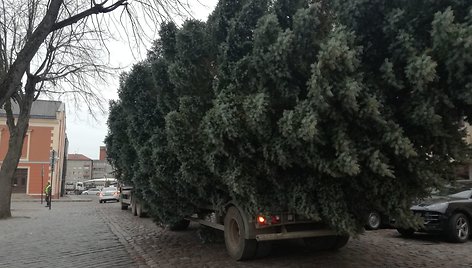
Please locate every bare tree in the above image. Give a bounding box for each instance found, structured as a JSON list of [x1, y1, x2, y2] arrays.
[[0, 0, 197, 219]]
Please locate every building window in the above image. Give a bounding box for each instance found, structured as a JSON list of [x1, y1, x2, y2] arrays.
[[20, 131, 32, 160]]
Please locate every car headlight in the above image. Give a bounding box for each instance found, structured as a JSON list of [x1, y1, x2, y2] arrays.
[[426, 202, 449, 213]]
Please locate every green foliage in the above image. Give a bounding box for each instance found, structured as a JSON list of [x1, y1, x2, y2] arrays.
[[106, 0, 472, 234]]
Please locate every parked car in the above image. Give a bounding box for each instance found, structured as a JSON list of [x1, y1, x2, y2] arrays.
[[81, 188, 100, 195], [99, 187, 120, 203], [397, 185, 472, 242], [365, 211, 390, 230]]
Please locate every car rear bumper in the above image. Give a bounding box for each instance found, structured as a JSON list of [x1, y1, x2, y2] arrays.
[[99, 196, 119, 201]]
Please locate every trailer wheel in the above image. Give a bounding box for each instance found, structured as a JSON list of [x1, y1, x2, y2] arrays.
[[332, 235, 349, 250], [131, 198, 137, 216], [224, 206, 257, 261], [304, 235, 349, 251], [255, 241, 272, 258], [136, 202, 147, 218], [169, 219, 190, 231], [304, 236, 330, 251], [397, 228, 415, 237]]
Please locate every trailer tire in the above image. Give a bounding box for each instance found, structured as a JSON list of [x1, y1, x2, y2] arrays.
[[224, 206, 257, 261], [131, 198, 137, 216], [255, 241, 272, 258], [332, 235, 349, 250], [304, 236, 331, 251], [397, 228, 415, 237], [304, 235, 349, 251], [136, 202, 147, 218], [169, 219, 190, 231]]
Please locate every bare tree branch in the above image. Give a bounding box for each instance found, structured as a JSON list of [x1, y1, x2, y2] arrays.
[[0, 0, 63, 107], [52, 0, 128, 31]]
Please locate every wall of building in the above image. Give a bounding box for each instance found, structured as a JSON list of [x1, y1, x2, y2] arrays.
[[0, 125, 55, 195], [92, 160, 114, 179], [0, 104, 66, 198], [99, 146, 107, 161], [66, 147, 114, 184], [66, 160, 93, 183]]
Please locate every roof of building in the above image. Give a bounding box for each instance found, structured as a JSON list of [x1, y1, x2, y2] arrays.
[[0, 99, 65, 119], [68, 154, 92, 161]]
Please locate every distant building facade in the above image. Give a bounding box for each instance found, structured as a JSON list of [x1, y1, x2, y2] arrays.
[[66, 154, 93, 183], [91, 160, 114, 179], [65, 147, 114, 184], [0, 100, 67, 198], [92, 146, 113, 179]]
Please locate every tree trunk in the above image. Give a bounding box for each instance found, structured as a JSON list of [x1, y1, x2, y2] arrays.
[[0, 92, 35, 219], [0, 135, 25, 219]]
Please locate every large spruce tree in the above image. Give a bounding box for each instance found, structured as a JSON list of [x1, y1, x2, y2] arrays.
[[106, 0, 472, 234]]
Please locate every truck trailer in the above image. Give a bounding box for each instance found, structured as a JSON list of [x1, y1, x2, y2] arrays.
[[120, 185, 348, 260]]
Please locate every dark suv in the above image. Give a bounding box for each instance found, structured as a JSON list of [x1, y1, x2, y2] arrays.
[[397, 182, 472, 243]]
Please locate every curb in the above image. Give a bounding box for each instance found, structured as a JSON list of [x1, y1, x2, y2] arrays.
[[12, 198, 93, 203]]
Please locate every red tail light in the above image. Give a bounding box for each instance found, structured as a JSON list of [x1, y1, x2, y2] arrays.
[[271, 215, 281, 224], [257, 216, 266, 225], [257, 214, 281, 226]]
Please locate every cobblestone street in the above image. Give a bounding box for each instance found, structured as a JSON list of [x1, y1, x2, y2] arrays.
[[2, 197, 472, 268]]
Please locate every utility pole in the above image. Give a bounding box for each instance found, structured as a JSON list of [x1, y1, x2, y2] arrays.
[[49, 150, 56, 210], [41, 165, 44, 204]]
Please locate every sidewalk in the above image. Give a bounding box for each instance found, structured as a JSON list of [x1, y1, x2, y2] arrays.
[[11, 193, 92, 202], [1, 201, 134, 268]]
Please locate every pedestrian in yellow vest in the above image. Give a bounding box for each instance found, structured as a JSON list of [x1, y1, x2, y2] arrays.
[[44, 182, 51, 207]]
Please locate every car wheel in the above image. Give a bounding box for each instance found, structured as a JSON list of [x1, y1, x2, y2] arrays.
[[99, 200, 102, 203], [224, 206, 257, 260], [397, 228, 415, 237], [447, 213, 470, 243], [83, 192, 88, 195], [366, 212, 381, 230]]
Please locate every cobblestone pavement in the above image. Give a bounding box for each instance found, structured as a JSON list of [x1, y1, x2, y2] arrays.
[[3, 197, 472, 268], [0, 199, 133, 268]]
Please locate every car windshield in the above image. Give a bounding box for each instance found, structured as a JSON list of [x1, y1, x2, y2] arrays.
[[431, 181, 472, 197], [448, 189, 472, 199]]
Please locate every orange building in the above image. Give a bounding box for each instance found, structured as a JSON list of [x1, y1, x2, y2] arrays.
[[0, 100, 67, 199]]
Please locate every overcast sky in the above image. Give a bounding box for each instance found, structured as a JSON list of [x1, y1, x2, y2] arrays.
[[66, 1, 218, 159]]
